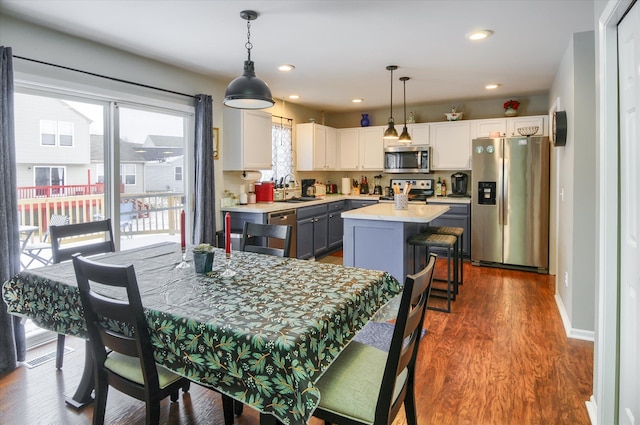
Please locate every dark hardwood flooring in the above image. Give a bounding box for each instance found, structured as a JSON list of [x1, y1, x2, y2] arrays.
[[0, 259, 593, 425]]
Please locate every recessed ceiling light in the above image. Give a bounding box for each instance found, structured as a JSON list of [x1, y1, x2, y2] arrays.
[[278, 64, 295, 71], [352, 98, 363, 103], [485, 83, 500, 90], [289, 94, 300, 99], [467, 30, 493, 41]]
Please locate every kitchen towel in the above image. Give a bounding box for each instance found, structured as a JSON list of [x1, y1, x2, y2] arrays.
[[341, 177, 351, 195]]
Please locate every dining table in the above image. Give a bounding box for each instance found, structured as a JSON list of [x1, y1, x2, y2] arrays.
[[2, 242, 402, 425]]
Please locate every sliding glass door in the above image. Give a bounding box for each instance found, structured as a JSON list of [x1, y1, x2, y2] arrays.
[[114, 105, 190, 248], [15, 88, 193, 348]]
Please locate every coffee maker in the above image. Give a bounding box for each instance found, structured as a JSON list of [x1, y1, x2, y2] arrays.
[[450, 172, 469, 196], [301, 179, 316, 197]]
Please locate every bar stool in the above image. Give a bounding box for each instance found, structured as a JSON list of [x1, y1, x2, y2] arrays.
[[423, 226, 464, 291], [408, 232, 457, 313]]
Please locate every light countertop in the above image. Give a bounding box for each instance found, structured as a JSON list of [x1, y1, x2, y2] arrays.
[[220, 194, 469, 214], [221, 194, 380, 213], [341, 203, 450, 223]]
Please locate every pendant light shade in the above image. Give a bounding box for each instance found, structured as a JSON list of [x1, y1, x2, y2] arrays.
[[398, 76, 412, 143], [224, 10, 274, 109], [383, 65, 399, 139]]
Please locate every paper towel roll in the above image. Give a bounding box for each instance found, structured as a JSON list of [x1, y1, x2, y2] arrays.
[[242, 171, 262, 181], [341, 177, 351, 195]]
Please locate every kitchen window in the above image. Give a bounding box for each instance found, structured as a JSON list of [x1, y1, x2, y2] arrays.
[[261, 120, 293, 182]]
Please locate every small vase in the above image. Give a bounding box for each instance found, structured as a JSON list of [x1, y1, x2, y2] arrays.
[[504, 108, 518, 117], [193, 251, 214, 274], [360, 114, 370, 127]]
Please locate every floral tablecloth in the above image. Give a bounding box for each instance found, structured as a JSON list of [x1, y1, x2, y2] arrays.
[[3, 242, 401, 425]]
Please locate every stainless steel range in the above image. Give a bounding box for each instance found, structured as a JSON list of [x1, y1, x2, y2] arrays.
[[378, 178, 434, 203]]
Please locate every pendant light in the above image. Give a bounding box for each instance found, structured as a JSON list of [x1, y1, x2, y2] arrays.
[[398, 76, 412, 143], [383, 65, 399, 139], [224, 10, 275, 109]]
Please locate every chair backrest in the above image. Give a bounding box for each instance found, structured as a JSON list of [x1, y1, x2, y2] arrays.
[[72, 254, 162, 391], [240, 222, 292, 258], [376, 253, 436, 424], [50, 219, 115, 264]]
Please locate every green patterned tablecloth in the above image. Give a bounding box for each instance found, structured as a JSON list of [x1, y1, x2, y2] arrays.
[[3, 242, 401, 425]]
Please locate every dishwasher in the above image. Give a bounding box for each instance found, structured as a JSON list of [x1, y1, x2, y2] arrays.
[[268, 209, 296, 258]]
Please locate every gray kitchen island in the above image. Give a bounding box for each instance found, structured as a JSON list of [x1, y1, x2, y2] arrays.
[[342, 203, 449, 282]]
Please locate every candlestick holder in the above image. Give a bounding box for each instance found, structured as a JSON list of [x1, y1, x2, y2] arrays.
[[175, 247, 191, 269], [220, 252, 236, 277]]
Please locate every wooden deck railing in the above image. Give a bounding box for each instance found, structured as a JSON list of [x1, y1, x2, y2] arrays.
[[18, 191, 185, 242]]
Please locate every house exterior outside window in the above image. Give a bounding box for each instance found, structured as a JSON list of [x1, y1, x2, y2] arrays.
[[34, 166, 65, 186], [175, 166, 183, 181], [121, 163, 136, 185], [39, 120, 74, 147]]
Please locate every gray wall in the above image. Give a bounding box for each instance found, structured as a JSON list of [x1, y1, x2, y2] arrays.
[[550, 30, 596, 334]]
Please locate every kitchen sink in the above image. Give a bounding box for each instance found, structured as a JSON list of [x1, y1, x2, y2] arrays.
[[284, 197, 317, 203]]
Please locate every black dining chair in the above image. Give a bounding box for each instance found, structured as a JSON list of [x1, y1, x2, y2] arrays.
[[49, 219, 116, 370], [72, 254, 236, 425], [72, 254, 193, 425], [240, 222, 292, 257], [312, 253, 437, 425]]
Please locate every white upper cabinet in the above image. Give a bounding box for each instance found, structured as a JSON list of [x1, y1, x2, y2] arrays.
[[359, 127, 384, 170], [506, 115, 547, 136], [429, 121, 472, 170], [469, 115, 548, 139], [296, 123, 338, 171], [338, 126, 384, 171], [470, 118, 507, 139], [223, 109, 272, 171], [383, 123, 430, 147], [337, 128, 360, 170]]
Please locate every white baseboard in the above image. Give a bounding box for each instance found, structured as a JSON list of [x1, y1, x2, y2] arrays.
[[555, 294, 595, 342], [586, 395, 597, 424]]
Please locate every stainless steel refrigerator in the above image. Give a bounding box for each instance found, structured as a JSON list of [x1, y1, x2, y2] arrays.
[[471, 136, 550, 272]]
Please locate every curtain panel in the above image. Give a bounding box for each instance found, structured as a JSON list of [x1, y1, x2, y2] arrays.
[[0, 46, 25, 372], [192, 94, 215, 246]]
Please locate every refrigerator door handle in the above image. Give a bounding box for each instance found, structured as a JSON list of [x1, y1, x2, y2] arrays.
[[502, 159, 509, 225], [497, 158, 504, 225]]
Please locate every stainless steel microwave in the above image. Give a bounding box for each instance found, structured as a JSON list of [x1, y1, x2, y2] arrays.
[[384, 145, 430, 173]]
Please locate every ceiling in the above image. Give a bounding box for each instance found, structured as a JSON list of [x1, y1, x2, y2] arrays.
[[0, 1, 595, 112]]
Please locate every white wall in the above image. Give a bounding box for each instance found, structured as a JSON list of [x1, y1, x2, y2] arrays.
[[549, 31, 597, 337]]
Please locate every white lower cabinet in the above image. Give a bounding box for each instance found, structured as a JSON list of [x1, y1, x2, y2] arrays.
[[429, 121, 472, 170]]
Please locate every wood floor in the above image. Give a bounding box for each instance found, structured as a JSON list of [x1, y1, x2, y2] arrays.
[[0, 259, 593, 425]]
